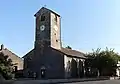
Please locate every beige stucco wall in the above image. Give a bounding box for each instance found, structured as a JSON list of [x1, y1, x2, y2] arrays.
[[64, 55, 85, 78], [50, 12, 61, 49], [0, 49, 23, 70]]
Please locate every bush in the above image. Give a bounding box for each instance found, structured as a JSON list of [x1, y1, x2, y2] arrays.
[[0, 52, 14, 79]]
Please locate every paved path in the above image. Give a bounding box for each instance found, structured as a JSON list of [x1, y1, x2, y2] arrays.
[[0, 78, 119, 84], [62, 80, 120, 84]]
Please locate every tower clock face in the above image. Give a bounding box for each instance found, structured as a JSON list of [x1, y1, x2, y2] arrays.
[[40, 25, 45, 31]]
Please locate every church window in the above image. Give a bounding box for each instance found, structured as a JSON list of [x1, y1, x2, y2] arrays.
[[14, 66, 18, 72], [41, 15, 45, 21], [54, 15, 57, 23]]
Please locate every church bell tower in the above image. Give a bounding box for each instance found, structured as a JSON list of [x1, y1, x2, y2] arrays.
[[34, 7, 61, 50], [23, 7, 65, 79]]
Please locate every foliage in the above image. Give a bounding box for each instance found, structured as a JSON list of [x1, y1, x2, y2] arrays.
[[85, 47, 120, 76], [0, 52, 14, 79], [66, 46, 72, 49]]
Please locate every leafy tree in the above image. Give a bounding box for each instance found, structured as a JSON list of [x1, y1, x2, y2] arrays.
[[0, 52, 14, 79], [66, 46, 72, 49], [85, 47, 120, 76]]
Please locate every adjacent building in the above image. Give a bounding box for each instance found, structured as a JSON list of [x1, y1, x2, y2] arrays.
[[23, 7, 87, 79], [0, 44, 23, 71]]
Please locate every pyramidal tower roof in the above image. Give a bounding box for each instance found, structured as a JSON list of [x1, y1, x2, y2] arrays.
[[34, 7, 60, 17]]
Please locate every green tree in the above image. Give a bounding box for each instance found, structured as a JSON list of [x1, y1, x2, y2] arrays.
[[66, 46, 72, 49], [0, 52, 14, 79], [85, 47, 120, 76]]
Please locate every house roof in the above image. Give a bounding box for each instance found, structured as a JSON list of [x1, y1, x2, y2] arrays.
[[58, 48, 87, 59], [0, 48, 22, 59], [22, 47, 86, 59], [34, 7, 60, 17], [0, 47, 23, 70]]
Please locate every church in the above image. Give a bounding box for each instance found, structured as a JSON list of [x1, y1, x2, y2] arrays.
[[23, 7, 87, 79]]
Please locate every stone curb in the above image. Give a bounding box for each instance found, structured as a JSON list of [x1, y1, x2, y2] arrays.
[[43, 78, 110, 83], [0, 77, 118, 84]]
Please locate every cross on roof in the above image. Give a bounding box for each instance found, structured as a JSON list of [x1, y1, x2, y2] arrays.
[[44, 5, 47, 8]]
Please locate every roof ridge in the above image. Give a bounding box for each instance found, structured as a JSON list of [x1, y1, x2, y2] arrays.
[[34, 7, 60, 17], [62, 47, 85, 55], [4, 48, 22, 59]]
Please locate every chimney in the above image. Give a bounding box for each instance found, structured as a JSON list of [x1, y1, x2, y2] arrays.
[[1, 44, 4, 50]]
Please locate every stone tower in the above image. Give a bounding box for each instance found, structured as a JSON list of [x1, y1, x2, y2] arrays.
[[32, 7, 64, 79], [34, 7, 61, 50]]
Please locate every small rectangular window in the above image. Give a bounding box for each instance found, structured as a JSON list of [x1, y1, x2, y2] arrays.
[[55, 15, 57, 22], [41, 16, 45, 21], [14, 66, 18, 72]]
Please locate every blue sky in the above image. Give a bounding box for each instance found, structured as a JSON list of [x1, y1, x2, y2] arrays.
[[0, 0, 120, 57]]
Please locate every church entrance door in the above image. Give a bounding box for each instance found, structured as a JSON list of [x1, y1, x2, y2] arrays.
[[40, 66, 46, 79]]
